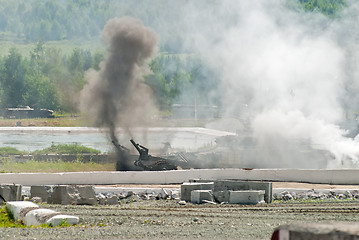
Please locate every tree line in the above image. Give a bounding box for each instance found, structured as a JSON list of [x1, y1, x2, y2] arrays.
[[297, 0, 347, 16], [0, 42, 104, 112], [0, 0, 348, 114], [0, 0, 347, 43], [0, 42, 218, 113]]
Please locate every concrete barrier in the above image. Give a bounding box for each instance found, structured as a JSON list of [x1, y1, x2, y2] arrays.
[[229, 190, 265, 204], [30, 185, 53, 202], [182, 180, 272, 204], [1, 169, 359, 185], [180, 182, 214, 202], [0, 184, 22, 203], [48, 185, 97, 205], [5, 201, 79, 226], [190, 190, 214, 204], [272, 222, 359, 240]]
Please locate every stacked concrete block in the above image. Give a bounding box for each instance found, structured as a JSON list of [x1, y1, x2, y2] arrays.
[[213, 180, 272, 203], [6, 201, 79, 227], [189, 179, 272, 203], [48, 185, 97, 205], [191, 190, 214, 204], [228, 190, 265, 204], [180, 182, 214, 202], [182, 180, 272, 204], [0, 184, 22, 203]]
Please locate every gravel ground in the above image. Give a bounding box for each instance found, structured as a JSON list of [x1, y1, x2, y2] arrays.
[[2, 198, 359, 240]]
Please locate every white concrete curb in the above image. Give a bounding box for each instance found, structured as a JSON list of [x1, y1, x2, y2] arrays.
[[1, 169, 359, 185], [6, 201, 38, 222], [5, 201, 79, 226]]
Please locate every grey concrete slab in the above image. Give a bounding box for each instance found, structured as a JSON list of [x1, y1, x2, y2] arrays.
[[191, 190, 213, 204], [180, 182, 214, 202], [229, 190, 265, 204]]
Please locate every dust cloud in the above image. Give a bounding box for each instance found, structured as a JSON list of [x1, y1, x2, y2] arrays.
[[169, 0, 359, 168], [80, 17, 158, 169]]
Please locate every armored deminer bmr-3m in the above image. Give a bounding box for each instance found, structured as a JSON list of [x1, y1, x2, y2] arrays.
[[130, 139, 179, 171], [112, 139, 193, 171]]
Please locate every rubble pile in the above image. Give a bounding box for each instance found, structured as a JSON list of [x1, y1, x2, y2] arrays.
[[28, 185, 180, 205], [274, 189, 359, 201], [5, 184, 359, 206], [96, 189, 181, 205]]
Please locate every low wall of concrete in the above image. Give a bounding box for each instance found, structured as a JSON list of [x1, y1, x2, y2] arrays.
[[2, 154, 114, 164], [1, 169, 359, 186]]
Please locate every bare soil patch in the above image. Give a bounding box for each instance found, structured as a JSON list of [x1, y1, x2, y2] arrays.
[[1, 199, 359, 239]]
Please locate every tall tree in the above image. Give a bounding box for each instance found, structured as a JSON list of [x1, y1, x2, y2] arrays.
[[0, 48, 27, 108]]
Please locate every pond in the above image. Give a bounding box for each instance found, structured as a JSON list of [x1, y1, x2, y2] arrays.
[[0, 127, 235, 153]]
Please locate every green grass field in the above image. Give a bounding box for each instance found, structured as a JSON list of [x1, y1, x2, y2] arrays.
[[0, 158, 115, 173], [0, 144, 114, 173]]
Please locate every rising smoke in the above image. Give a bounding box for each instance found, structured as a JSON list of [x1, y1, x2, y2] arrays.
[[81, 1, 359, 169], [172, 0, 359, 168], [80, 17, 158, 169]]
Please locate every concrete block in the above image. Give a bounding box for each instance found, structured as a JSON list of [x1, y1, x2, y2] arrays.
[[213, 180, 272, 203], [191, 190, 213, 204], [0, 184, 22, 203], [213, 190, 230, 203], [6, 201, 39, 221], [24, 208, 58, 226], [76, 185, 97, 205], [30, 185, 53, 202], [272, 222, 359, 240], [48, 185, 77, 205], [48, 185, 97, 205], [189, 179, 272, 203], [106, 195, 119, 205], [181, 182, 214, 202], [46, 214, 79, 226], [229, 190, 265, 205], [6, 201, 79, 226]]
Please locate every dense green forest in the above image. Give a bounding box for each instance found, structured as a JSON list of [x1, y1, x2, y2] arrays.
[[0, 0, 349, 114], [298, 0, 347, 16]]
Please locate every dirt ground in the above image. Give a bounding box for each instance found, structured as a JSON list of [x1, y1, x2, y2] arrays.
[[1, 182, 359, 240], [1, 199, 359, 240]]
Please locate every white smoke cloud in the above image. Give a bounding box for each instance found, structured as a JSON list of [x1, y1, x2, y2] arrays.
[[92, 1, 359, 168], [170, 0, 359, 168]]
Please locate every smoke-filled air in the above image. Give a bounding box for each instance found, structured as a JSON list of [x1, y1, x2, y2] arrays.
[[79, 0, 359, 169], [80, 17, 157, 169], [171, 0, 359, 168]]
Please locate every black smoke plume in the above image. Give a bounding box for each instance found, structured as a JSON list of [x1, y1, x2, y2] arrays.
[[80, 17, 158, 170]]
